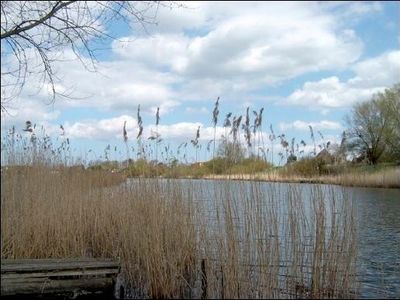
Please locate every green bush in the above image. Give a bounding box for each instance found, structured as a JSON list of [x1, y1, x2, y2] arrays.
[[228, 157, 271, 174], [205, 157, 229, 174], [124, 159, 165, 177], [282, 157, 328, 177]]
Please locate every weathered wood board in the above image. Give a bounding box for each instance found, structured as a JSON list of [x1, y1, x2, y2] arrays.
[[1, 258, 120, 297]]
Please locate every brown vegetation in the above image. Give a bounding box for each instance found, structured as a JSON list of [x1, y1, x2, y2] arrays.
[[206, 166, 400, 189], [1, 160, 358, 298]]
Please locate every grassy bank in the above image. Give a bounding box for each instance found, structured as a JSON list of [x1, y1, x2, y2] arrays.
[[113, 157, 272, 179], [1, 161, 358, 298], [204, 166, 400, 189], [101, 156, 400, 188]]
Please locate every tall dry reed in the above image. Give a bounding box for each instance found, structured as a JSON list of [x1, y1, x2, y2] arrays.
[[193, 178, 357, 299], [1, 166, 197, 298], [1, 144, 358, 298]]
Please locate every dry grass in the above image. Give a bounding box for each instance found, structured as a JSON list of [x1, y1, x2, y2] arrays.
[[1, 130, 359, 299], [329, 167, 400, 188], [205, 166, 400, 188], [1, 161, 359, 298], [195, 180, 358, 299], [1, 166, 197, 298]]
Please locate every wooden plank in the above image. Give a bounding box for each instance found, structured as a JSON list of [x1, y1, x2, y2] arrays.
[[3, 277, 80, 284], [2, 258, 118, 265], [2, 276, 116, 285], [1, 258, 120, 296], [1, 277, 114, 296], [1, 268, 119, 280], [1, 260, 119, 273]]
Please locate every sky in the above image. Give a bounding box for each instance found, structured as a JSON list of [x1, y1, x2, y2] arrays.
[[1, 1, 399, 165]]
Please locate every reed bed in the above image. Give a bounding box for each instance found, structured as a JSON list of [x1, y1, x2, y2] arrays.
[[204, 166, 400, 189], [1, 160, 358, 298], [329, 167, 400, 188], [193, 179, 358, 299], [2, 121, 359, 298], [1, 165, 197, 298]]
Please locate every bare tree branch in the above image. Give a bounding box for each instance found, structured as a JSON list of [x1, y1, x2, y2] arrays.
[[1, 1, 171, 112], [1, 1, 76, 39]]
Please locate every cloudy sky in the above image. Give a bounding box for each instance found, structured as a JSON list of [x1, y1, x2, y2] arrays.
[[1, 1, 399, 164]]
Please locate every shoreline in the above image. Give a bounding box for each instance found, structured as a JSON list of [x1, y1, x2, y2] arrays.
[[128, 166, 400, 189], [201, 168, 400, 189]]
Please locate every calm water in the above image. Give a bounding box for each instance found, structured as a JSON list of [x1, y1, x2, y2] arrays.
[[349, 187, 400, 298], [127, 178, 400, 298]]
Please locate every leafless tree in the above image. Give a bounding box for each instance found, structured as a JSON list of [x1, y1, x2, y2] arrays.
[[1, 1, 176, 112]]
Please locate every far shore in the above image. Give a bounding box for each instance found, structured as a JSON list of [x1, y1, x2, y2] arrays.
[[191, 167, 400, 189], [126, 166, 400, 189]]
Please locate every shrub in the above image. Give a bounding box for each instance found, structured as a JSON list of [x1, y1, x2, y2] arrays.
[[228, 157, 271, 174], [282, 157, 327, 177]]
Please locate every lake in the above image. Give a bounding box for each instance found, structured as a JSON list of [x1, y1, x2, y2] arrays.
[[350, 186, 400, 298], [127, 178, 400, 298]]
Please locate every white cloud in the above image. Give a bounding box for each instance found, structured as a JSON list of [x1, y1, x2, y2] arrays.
[[279, 120, 343, 132], [62, 114, 340, 150], [112, 34, 190, 73], [1, 48, 181, 117], [1, 98, 60, 128], [61, 115, 236, 142], [181, 15, 360, 80], [350, 51, 400, 88], [129, 1, 209, 35], [286, 50, 400, 109], [327, 1, 383, 25], [155, 122, 204, 140], [1, 1, 394, 147], [1, 2, 377, 116], [57, 57, 181, 113], [185, 106, 209, 114], [65, 115, 137, 140], [111, 2, 364, 101]]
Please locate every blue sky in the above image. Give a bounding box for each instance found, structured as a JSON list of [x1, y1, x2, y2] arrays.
[[1, 1, 399, 165]]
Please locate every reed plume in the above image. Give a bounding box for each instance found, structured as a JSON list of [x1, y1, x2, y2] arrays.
[[123, 120, 130, 166], [123, 121, 128, 143], [269, 124, 276, 165], [243, 107, 252, 150], [309, 125, 316, 156], [136, 105, 144, 161], [191, 126, 201, 162], [212, 97, 220, 172]]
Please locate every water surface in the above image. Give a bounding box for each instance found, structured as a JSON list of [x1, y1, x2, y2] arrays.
[[127, 178, 400, 298]]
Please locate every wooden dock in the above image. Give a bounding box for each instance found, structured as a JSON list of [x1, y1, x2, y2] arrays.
[[1, 258, 121, 298]]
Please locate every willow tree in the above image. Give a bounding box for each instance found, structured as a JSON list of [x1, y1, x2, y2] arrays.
[[346, 83, 400, 164]]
